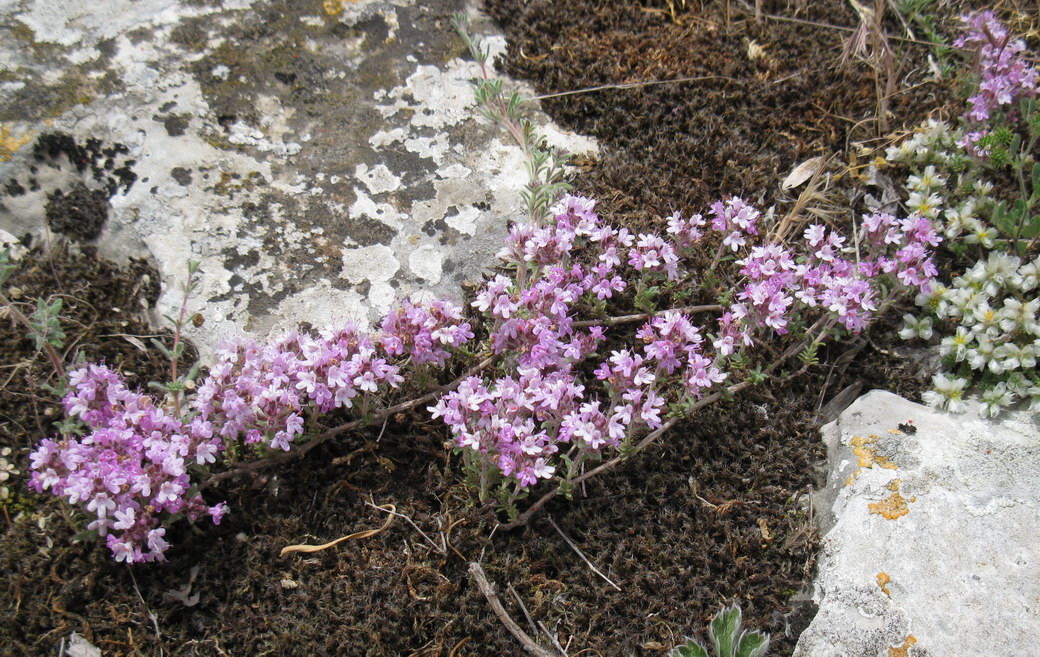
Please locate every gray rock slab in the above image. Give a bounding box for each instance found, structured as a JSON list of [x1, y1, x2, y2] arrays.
[[797, 390, 1040, 657], [0, 0, 596, 359]]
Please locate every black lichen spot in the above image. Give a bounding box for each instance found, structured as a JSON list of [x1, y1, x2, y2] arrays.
[[32, 132, 136, 195], [171, 167, 193, 186], [422, 217, 449, 237], [3, 179, 25, 197], [45, 183, 109, 241], [163, 114, 191, 137]]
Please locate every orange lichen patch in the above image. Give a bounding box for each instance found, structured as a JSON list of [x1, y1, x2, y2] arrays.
[[845, 434, 899, 486], [889, 635, 917, 657], [869, 480, 913, 519], [876, 572, 892, 596], [323, 0, 358, 15], [0, 124, 33, 162]]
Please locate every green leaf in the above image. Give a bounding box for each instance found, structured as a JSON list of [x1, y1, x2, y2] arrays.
[[150, 338, 172, 359], [1032, 162, 1040, 194], [736, 631, 770, 657], [0, 248, 16, 287], [991, 201, 1016, 237], [710, 606, 742, 657], [185, 360, 203, 382], [670, 640, 710, 657], [1023, 215, 1040, 239]]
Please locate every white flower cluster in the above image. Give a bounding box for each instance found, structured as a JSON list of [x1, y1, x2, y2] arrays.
[[885, 119, 960, 166], [913, 251, 1040, 416], [886, 120, 1000, 245], [886, 119, 1039, 418], [0, 446, 18, 501]]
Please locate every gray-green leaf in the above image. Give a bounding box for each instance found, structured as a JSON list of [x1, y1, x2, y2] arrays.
[[710, 606, 742, 657]]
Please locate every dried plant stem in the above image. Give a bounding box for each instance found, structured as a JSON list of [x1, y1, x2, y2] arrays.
[[128, 568, 164, 657], [201, 355, 496, 489], [572, 304, 723, 328], [760, 10, 945, 47], [467, 562, 560, 657], [548, 516, 621, 591], [364, 500, 443, 554], [530, 74, 740, 101]]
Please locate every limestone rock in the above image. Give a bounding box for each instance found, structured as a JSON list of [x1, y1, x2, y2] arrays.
[[796, 390, 1040, 657]]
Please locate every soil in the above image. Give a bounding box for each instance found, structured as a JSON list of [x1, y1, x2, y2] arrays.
[[0, 1, 989, 656]]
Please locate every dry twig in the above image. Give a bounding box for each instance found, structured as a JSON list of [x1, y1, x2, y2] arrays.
[[547, 516, 621, 592], [467, 562, 560, 657]]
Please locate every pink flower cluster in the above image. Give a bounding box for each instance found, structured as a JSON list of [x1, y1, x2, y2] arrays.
[[380, 298, 474, 366], [29, 364, 227, 563], [956, 11, 1038, 124], [433, 199, 734, 491], [730, 213, 939, 335], [666, 210, 707, 250], [431, 194, 942, 494], [30, 298, 475, 562], [711, 196, 760, 252], [635, 311, 726, 399], [196, 324, 403, 452]]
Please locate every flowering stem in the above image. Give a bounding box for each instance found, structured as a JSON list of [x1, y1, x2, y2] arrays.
[[497, 330, 825, 531], [0, 292, 64, 380], [201, 354, 497, 489], [706, 241, 727, 276], [498, 382, 746, 531], [479, 456, 490, 503], [169, 266, 197, 418]]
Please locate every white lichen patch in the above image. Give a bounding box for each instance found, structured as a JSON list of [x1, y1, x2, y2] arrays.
[[0, 0, 598, 363], [374, 61, 484, 131], [348, 189, 405, 231], [354, 163, 402, 194], [409, 245, 443, 284], [340, 245, 400, 285], [227, 121, 302, 157], [436, 163, 472, 179], [445, 206, 481, 236]]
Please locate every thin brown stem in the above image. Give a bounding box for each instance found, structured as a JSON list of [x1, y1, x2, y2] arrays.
[[548, 515, 621, 591], [467, 562, 560, 657], [572, 304, 723, 328], [530, 75, 741, 101]]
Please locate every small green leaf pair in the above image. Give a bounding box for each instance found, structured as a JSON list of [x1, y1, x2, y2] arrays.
[[670, 604, 770, 657]]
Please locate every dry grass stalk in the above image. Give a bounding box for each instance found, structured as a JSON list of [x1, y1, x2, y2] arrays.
[[771, 154, 844, 244], [840, 0, 898, 135]]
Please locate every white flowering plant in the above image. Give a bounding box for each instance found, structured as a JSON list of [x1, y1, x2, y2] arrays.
[[884, 12, 1040, 417]]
